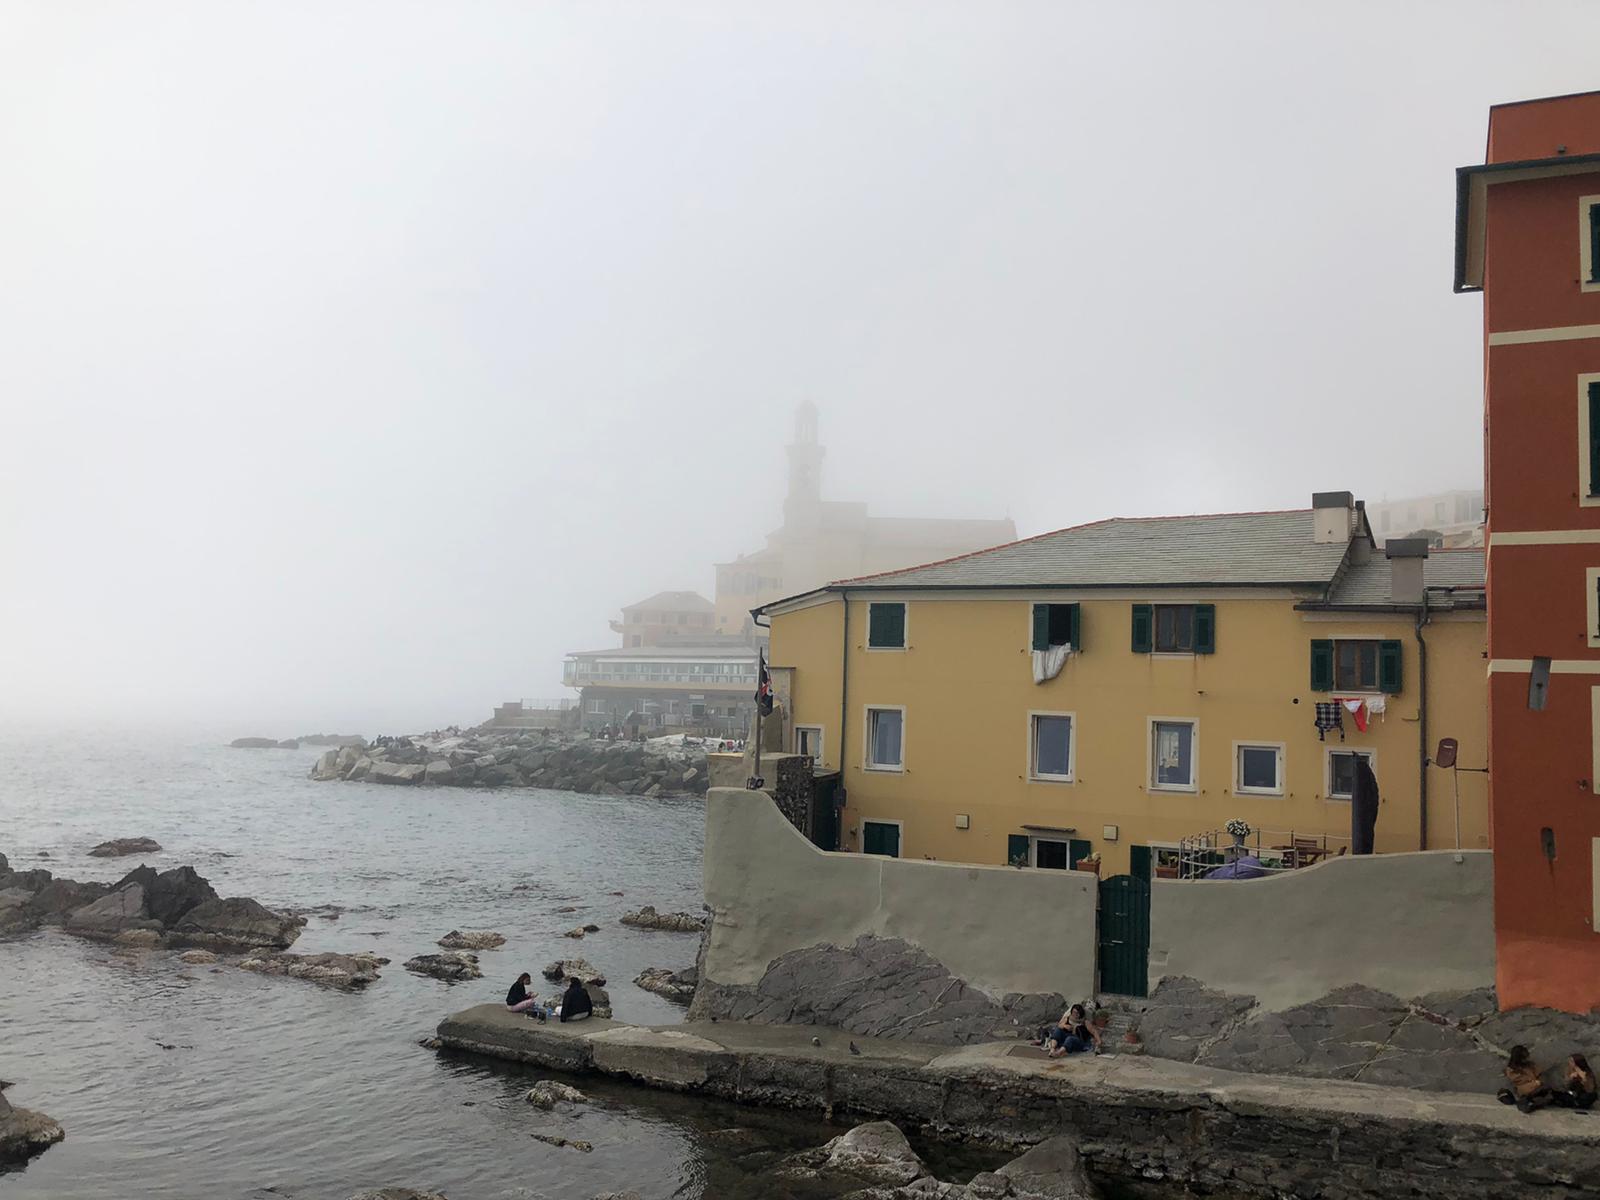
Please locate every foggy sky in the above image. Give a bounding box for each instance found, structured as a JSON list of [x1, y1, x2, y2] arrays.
[[3, 1, 1595, 733]]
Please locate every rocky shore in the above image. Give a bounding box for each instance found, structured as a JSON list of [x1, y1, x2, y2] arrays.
[[0, 1084, 65, 1168], [309, 729, 710, 798]]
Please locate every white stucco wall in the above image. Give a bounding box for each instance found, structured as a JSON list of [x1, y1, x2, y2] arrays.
[[703, 787, 1098, 1000], [1148, 850, 1495, 1011]]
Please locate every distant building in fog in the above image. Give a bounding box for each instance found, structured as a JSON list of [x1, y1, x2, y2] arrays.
[[713, 403, 1017, 637], [611, 590, 716, 648], [1364, 489, 1484, 547]]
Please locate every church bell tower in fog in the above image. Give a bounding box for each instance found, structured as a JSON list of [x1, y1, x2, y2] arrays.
[[783, 401, 824, 532]]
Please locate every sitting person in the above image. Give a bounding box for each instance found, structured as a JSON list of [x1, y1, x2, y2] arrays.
[[559, 975, 594, 1023], [1039, 1004, 1101, 1058], [1497, 1045, 1551, 1113], [1553, 1054, 1598, 1110], [505, 972, 547, 1020]]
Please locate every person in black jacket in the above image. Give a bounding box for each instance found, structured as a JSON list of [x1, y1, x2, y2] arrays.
[[559, 976, 594, 1023], [505, 973, 546, 1019]]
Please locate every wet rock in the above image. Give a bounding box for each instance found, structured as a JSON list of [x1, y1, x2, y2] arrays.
[[524, 1080, 586, 1109], [437, 929, 505, 950], [347, 1190, 451, 1200], [240, 951, 387, 989], [423, 760, 454, 785], [543, 958, 606, 986], [404, 952, 482, 982], [0, 889, 36, 936], [619, 905, 706, 933], [88, 837, 163, 858], [563, 927, 586, 939], [369, 761, 426, 785], [25, 878, 110, 923], [144, 866, 220, 928], [0, 1092, 66, 1166], [589, 1193, 642, 1200], [229, 737, 280, 748], [178, 949, 218, 964], [784, 1121, 927, 1188], [113, 928, 163, 948], [171, 897, 306, 951], [634, 966, 696, 1004], [64, 884, 163, 940], [1135, 975, 1258, 1063], [996, 1134, 1100, 1199]]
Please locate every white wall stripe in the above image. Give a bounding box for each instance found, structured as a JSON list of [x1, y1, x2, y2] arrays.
[[1490, 529, 1600, 546], [1488, 659, 1600, 675], [1488, 325, 1600, 346]]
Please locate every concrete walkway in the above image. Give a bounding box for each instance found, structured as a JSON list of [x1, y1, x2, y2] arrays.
[[435, 1005, 1600, 1200]]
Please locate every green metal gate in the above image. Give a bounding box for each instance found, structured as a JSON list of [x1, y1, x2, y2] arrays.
[[1097, 874, 1151, 997]]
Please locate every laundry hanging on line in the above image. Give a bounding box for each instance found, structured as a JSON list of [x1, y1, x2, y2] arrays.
[[1315, 701, 1344, 741], [1340, 697, 1369, 733]]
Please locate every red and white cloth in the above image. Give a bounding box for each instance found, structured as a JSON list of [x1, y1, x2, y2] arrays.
[[1339, 697, 1369, 733]]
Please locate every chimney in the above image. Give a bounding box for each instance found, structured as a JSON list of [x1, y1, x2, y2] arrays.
[[1386, 538, 1429, 605], [1312, 491, 1355, 544]]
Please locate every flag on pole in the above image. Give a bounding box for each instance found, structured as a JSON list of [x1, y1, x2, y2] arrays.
[[755, 649, 774, 716]]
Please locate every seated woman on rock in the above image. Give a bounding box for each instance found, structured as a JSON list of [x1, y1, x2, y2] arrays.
[[1553, 1054, 1598, 1110], [1497, 1045, 1552, 1112], [558, 976, 594, 1023], [1037, 1004, 1101, 1058], [505, 973, 548, 1020]]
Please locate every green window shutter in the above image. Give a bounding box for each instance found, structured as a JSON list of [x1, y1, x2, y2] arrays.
[[1031, 604, 1050, 652], [1379, 639, 1404, 694], [1131, 604, 1153, 654], [1591, 205, 1600, 283], [1067, 602, 1082, 652], [1007, 834, 1031, 867], [1068, 839, 1091, 869], [1194, 604, 1216, 654], [1310, 639, 1334, 691], [1129, 845, 1152, 882], [868, 603, 905, 648], [1589, 382, 1600, 497]]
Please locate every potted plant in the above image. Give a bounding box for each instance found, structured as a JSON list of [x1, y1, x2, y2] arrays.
[[1074, 851, 1102, 876], [1225, 818, 1252, 851]]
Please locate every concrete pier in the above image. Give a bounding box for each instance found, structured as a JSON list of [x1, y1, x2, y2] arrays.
[[436, 1005, 1600, 1199]]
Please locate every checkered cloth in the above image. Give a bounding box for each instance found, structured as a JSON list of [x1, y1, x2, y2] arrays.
[[1315, 701, 1345, 742]]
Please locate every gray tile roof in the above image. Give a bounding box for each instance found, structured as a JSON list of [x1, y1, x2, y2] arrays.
[[832, 510, 1353, 590], [1323, 549, 1486, 608]]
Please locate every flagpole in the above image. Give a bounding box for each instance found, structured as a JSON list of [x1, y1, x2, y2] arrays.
[[748, 647, 767, 790]]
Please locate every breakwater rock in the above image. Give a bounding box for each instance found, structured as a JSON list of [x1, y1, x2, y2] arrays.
[[88, 836, 163, 858], [230, 737, 301, 749], [309, 729, 710, 798], [620, 905, 706, 933], [405, 952, 482, 982], [438, 929, 505, 950], [241, 951, 388, 989], [634, 965, 697, 1005], [0, 1087, 66, 1167]]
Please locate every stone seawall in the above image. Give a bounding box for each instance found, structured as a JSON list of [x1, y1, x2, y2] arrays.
[[434, 1004, 1600, 1200]]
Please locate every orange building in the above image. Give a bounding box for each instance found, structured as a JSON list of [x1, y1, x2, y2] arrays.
[[1456, 90, 1600, 1012]]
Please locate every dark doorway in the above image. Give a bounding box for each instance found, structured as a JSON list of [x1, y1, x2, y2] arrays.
[[862, 820, 900, 858], [1097, 874, 1151, 997]]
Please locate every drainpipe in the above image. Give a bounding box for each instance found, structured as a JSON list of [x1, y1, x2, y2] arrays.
[[1414, 599, 1431, 851]]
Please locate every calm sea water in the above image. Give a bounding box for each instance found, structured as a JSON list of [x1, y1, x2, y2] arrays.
[[0, 729, 995, 1200]]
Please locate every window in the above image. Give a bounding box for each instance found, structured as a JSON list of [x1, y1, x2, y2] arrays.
[[1006, 834, 1089, 869], [1583, 196, 1600, 290], [1028, 713, 1075, 781], [865, 707, 904, 771], [867, 602, 907, 649], [1033, 838, 1069, 869], [795, 725, 824, 762], [1150, 719, 1197, 791], [1031, 603, 1081, 651], [1327, 749, 1375, 800], [1310, 639, 1403, 693], [1132, 604, 1215, 654], [1585, 378, 1600, 500], [1588, 568, 1600, 650], [1235, 743, 1284, 796], [862, 819, 901, 858], [588, 699, 609, 714]]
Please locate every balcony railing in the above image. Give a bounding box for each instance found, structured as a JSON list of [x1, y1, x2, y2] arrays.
[[1166, 827, 1352, 879]]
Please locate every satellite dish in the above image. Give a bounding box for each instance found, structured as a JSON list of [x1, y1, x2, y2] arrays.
[[1434, 738, 1459, 769]]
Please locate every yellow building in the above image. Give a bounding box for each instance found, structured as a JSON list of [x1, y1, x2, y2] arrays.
[[761, 493, 1488, 879]]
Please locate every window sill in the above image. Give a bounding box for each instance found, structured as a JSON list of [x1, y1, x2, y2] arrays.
[[865, 645, 908, 652], [1148, 784, 1198, 795], [1232, 788, 1284, 798], [1150, 652, 1197, 660], [1322, 795, 1354, 803], [864, 764, 904, 774], [1028, 774, 1076, 785]]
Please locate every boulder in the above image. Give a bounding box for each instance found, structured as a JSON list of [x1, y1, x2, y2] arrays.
[[113, 928, 162, 948], [240, 951, 387, 989], [0, 1096, 65, 1166], [63, 884, 162, 940], [619, 905, 706, 933], [634, 966, 696, 1005], [0, 851, 7, 874], [310, 749, 343, 781], [524, 1080, 586, 1110], [368, 761, 425, 786], [178, 949, 218, 964], [542, 958, 606, 986], [347, 1189, 451, 1200], [563, 927, 586, 939], [0, 868, 51, 892], [423, 760, 454, 786], [144, 866, 219, 928], [171, 897, 305, 951], [403, 952, 482, 982], [23, 878, 110, 924], [995, 1134, 1101, 1199], [437, 930, 505, 950], [347, 756, 374, 781], [804, 1121, 927, 1187], [0, 889, 36, 937], [88, 837, 163, 858]]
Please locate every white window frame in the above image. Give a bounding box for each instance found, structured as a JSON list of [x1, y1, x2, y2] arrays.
[[1147, 716, 1198, 794], [1580, 195, 1600, 294], [795, 724, 825, 764], [1325, 747, 1377, 802], [1587, 568, 1600, 650], [865, 601, 909, 652], [1233, 741, 1285, 797], [1581, 372, 1600, 508], [1026, 710, 1077, 783], [1030, 835, 1073, 869], [861, 817, 903, 858], [1592, 687, 1600, 808], [863, 705, 906, 773]]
